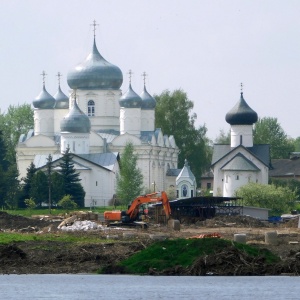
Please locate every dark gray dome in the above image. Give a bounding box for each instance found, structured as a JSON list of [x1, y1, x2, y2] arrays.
[[54, 86, 69, 109], [32, 85, 55, 109], [119, 84, 142, 108], [225, 92, 258, 125], [67, 38, 123, 90], [60, 100, 91, 133], [140, 86, 156, 110]]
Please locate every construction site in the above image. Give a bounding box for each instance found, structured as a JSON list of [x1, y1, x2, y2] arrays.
[[1, 192, 300, 275]]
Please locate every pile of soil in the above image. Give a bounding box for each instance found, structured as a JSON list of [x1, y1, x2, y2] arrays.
[[147, 246, 300, 276], [0, 212, 58, 232], [204, 215, 267, 228], [0, 238, 148, 274], [280, 217, 299, 228]]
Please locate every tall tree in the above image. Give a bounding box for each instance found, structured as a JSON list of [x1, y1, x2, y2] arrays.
[[0, 130, 19, 208], [51, 172, 65, 205], [293, 136, 300, 152], [155, 89, 212, 181], [116, 142, 144, 206], [58, 148, 85, 207], [19, 162, 37, 208], [46, 154, 53, 213], [0, 104, 33, 163], [4, 164, 20, 209], [254, 117, 294, 159], [30, 170, 48, 207]]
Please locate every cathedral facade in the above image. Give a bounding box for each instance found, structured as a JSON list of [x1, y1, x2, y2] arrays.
[[16, 31, 179, 207]]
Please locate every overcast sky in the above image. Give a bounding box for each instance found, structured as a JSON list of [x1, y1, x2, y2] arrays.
[[1, 0, 300, 141]]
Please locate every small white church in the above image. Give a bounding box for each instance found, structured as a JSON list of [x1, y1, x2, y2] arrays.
[[211, 91, 271, 197], [16, 25, 182, 207]]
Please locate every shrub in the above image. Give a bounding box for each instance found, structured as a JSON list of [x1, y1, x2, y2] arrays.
[[57, 195, 77, 212]]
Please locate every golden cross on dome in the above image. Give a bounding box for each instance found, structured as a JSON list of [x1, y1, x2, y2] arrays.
[[142, 71, 147, 86], [90, 20, 99, 38], [56, 72, 62, 86], [41, 71, 47, 86], [127, 69, 133, 84]]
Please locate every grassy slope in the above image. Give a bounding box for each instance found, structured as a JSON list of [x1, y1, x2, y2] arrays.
[[0, 232, 106, 244], [119, 238, 280, 274]]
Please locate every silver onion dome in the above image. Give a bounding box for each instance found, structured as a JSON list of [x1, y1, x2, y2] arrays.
[[54, 86, 69, 109], [225, 92, 258, 125], [140, 86, 156, 110], [60, 99, 91, 133], [67, 38, 123, 90], [32, 85, 55, 109], [119, 84, 142, 108]]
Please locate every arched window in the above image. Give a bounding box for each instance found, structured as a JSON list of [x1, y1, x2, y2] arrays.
[[182, 184, 188, 197], [87, 100, 95, 116]]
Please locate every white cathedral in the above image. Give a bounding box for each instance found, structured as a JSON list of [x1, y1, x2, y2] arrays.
[[16, 30, 182, 207]]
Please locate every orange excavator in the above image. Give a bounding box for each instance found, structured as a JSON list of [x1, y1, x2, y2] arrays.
[[104, 191, 171, 228]]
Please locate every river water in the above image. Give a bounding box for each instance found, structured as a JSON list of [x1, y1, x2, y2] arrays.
[[1, 275, 300, 299]]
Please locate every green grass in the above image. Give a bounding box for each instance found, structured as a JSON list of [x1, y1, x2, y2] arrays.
[[0, 232, 106, 245], [4, 206, 116, 217], [118, 238, 280, 274]]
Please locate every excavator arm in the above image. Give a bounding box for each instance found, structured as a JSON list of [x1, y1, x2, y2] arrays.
[[126, 191, 171, 221]]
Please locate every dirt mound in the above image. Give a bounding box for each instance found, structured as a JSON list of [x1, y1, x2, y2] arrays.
[[0, 244, 26, 261], [204, 215, 266, 228], [0, 212, 57, 231], [280, 217, 299, 228], [148, 246, 269, 276], [0, 239, 147, 274], [148, 246, 300, 276]]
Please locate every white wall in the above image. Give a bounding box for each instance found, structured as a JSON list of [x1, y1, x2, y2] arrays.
[[80, 160, 119, 207], [34, 109, 54, 137], [213, 147, 269, 197], [74, 89, 122, 131], [141, 110, 155, 131], [60, 133, 90, 154], [230, 125, 254, 147], [120, 107, 141, 136]]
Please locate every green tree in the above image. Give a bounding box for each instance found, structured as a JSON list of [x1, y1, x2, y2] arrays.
[[270, 178, 300, 200], [51, 172, 65, 205], [30, 170, 48, 207], [0, 104, 34, 163], [19, 162, 37, 208], [46, 154, 53, 213], [58, 148, 85, 207], [215, 129, 231, 144], [155, 89, 212, 182], [293, 137, 300, 152], [4, 164, 20, 209], [116, 142, 144, 206], [57, 195, 77, 212], [236, 182, 297, 216], [254, 117, 294, 159], [0, 130, 19, 209], [24, 198, 36, 211]]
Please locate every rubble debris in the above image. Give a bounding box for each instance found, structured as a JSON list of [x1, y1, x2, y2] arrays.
[[187, 233, 221, 239], [59, 220, 104, 231], [205, 215, 267, 228]]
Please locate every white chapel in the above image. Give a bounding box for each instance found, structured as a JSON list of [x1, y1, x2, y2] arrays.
[[16, 26, 179, 207], [211, 91, 271, 197]]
